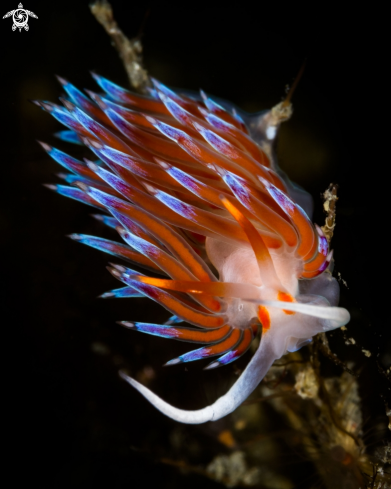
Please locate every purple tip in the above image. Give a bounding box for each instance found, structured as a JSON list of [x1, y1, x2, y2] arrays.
[[55, 75, 69, 86], [37, 140, 52, 152], [164, 358, 182, 366]]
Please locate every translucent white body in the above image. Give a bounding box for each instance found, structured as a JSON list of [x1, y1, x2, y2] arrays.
[[121, 236, 349, 424]]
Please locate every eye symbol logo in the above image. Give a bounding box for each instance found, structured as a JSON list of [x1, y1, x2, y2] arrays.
[[3, 3, 38, 32]]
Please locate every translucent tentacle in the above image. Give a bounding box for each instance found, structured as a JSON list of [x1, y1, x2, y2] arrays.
[[80, 181, 225, 242], [43, 184, 104, 209], [104, 108, 201, 165], [302, 225, 329, 273], [165, 315, 184, 325], [143, 183, 252, 246], [202, 111, 269, 166], [145, 116, 260, 186], [193, 122, 285, 189], [155, 159, 277, 232], [119, 321, 231, 343], [91, 213, 119, 230], [108, 266, 227, 329], [117, 227, 222, 312], [69, 234, 161, 272], [151, 78, 202, 116], [165, 328, 242, 365], [259, 176, 317, 261], [82, 187, 218, 282], [256, 298, 350, 329], [301, 250, 333, 279], [54, 130, 82, 145], [119, 331, 277, 424], [56, 76, 111, 126], [64, 101, 144, 162], [128, 275, 261, 300], [220, 197, 283, 288], [99, 286, 144, 299], [32, 100, 92, 139], [88, 143, 183, 192], [199, 90, 246, 131], [157, 92, 249, 152], [91, 73, 169, 114], [221, 170, 298, 248], [205, 327, 254, 369]]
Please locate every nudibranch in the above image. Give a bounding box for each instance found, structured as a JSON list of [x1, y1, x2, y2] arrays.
[[36, 74, 350, 424]]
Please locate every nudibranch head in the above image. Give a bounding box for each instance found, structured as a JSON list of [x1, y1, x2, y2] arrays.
[[37, 73, 349, 424]]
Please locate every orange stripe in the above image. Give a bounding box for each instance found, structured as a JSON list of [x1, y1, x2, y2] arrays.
[[202, 328, 242, 356], [230, 328, 253, 355], [112, 92, 170, 115], [158, 160, 269, 222], [139, 286, 226, 329], [205, 114, 270, 167], [131, 276, 246, 298], [108, 246, 161, 272], [224, 181, 298, 247], [303, 251, 328, 272], [119, 231, 221, 313], [221, 198, 282, 283], [100, 180, 225, 241], [108, 200, 216, 282], [172, 324, 231, 343], [107, 113, 203, 165]]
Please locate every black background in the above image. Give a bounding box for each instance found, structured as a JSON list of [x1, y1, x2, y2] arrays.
[[2, 1, 390, 487]]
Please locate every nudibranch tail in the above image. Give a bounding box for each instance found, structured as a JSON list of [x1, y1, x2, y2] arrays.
[[38, 73, 350, 424]]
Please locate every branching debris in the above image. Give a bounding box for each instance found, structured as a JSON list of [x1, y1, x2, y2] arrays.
[[89, 0, 151, 93], [322, 183, 338, 243]]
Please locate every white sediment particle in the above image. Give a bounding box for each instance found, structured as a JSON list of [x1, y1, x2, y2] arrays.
[[294, 365, 318, 400], [266, 125, 277, 140]]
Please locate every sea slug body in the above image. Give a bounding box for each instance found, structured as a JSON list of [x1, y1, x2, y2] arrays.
[[36, 73, 350, 424]]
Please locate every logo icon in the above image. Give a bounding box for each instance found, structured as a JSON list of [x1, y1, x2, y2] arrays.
[[3, 3, 38, 32]]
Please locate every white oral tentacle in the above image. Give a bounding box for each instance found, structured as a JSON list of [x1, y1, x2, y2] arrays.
[[255, 300, 350, 328], [119, 332, 276, 424]]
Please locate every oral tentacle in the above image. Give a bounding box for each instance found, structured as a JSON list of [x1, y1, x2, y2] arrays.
[[119, 330, 277, 424]]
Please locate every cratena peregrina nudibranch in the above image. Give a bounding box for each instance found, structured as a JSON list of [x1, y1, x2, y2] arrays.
[[36, 74, 350, 424]]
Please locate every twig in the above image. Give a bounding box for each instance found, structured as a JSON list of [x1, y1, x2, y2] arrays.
[[242, 389, 293, 406], [321, 183, 338, 243], [89, 1, 152, 93], [312, 338, 363, 448], [317, 332, 358, 377]]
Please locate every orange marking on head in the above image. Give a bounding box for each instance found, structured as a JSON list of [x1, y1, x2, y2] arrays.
[[277, 291, 296, 315], [257, 306, 271, 333]]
